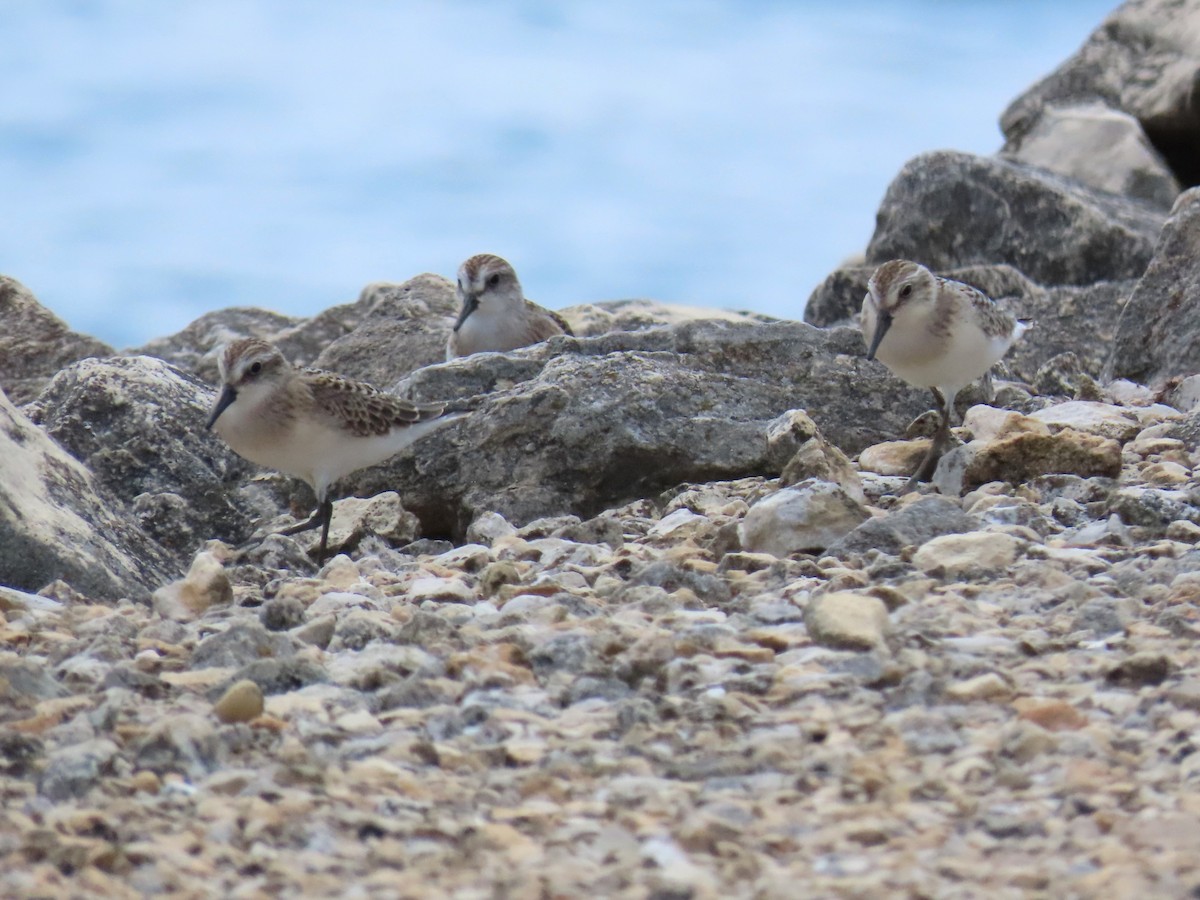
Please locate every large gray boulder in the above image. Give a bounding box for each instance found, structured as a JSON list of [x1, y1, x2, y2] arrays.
[[311, 274, 459, 385], [24, 356, 274, 562], [1000, 0, 1200, 187], [134, 275, 460, 388], [1107, 188, 1200, 384], [131, 295, 371, 384], [1000, 103, 1181, 209], [0, 388, 177, 599], [864, 151, 1165, 287], [0, 276, 113, 405], [347, 320, 930, 537]]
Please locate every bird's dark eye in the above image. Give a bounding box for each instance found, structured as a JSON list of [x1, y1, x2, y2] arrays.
[[249, 361, 263, 375], [899, 284, 913, 299], [487, 273, 501, 289]]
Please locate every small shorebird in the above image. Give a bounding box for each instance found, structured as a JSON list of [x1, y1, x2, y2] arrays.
[[446, 253, 572, 360], [206, 338, 459, 561], [861, 259, 1028, 488]]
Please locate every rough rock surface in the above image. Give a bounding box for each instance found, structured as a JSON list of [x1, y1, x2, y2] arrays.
[[311, 275, 460, 385], [1000, 102, 1181, 208], [24, 356, 273, 561], [0, 390, 176, 599], [0, 276, 114, 405], [1001, 0, 1200, 187], [358, 321, 929, 536], [5, 374, 1200, 894], [565, 298, 777, 337], [865, 150, 1165, 287], [1108, 188, 1200, 385]]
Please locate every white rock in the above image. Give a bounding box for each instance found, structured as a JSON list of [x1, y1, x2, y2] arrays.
[[962, 405, 1047, 443], [739, 480, 869, 558], [465, 511, 517, 546], [913, 532, 1023, 575], [152, 551, 232, 622], [804, 592, 889, 650], [1001, 102, 1180, 207], [649, 508, 705, 539], [1029, 401, 1140, 442], [407, 577, 475, 603]]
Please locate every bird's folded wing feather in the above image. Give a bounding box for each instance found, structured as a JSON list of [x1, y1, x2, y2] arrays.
[[305, 370, 445, 437]]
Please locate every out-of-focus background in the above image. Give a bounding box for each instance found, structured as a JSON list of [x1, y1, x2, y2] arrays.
[[0, 1, 1115, 347]]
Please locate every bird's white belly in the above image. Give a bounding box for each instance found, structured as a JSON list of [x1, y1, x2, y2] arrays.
[[879, 323, 1012, 395], [454, 307, 526, 356], [217, 400, 455, 499]]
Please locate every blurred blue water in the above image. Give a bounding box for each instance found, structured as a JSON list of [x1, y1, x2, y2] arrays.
[[0, 1, 1116, 347]]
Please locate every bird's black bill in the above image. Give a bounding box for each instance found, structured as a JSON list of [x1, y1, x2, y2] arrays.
[[865, 312, 893, 362], [206, 385, 237, 430], [452, 295, 479, 332]]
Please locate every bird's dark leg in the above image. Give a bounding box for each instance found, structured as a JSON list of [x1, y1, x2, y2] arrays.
[[316, 499, 333, 563], [903, 388, 953, 492], [277, 505, 328, 536], [277, 498, 335, 562]]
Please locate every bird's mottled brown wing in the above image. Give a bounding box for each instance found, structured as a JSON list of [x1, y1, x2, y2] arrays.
[[303, 369, 445, 437], [524, 300, 573, 338], [940, 277, 1018, 339]]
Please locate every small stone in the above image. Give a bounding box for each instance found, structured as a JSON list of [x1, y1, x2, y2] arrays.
[[1166, 519, 1200, 543], [1166, 680, 1200, 711], [38, 739, 119, 801], [407, 576, 475, 603], [212, 679, 265, 724], [465, 510, 517, 546], [769, 410, 865, 502], [1141, 460, 1190, 484], [739, 480, 869, 557], [259, 596, 305, 631], [1106, 652, 1170, 688], [311, 492, 419, 556], [135, 714, 220, 779], [934, 428, 1122, 495], [962, 405, 1048, 442], [828, 496, 976, 557], [131, 770, 162, 794], [1029, 401, 1141, 442], [292, 614, 336, 648], [151, 551, 232, 621], [1014, 698, 1087, 732], [805, 592, 888, 651], [944, 672, 1012, 703], [858, 440, 929, 476], [913, 532, 1022, 576]]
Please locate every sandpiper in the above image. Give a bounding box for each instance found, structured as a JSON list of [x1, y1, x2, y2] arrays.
[[446, 253, 572, 360], [861, 259, 1028, 487], [206, 338, 459, 561]]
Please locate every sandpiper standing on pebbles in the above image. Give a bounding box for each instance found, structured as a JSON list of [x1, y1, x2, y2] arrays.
[[446, 253, 573, 360], [861, 259, 1028, 488], [206, 338, 460, 561]]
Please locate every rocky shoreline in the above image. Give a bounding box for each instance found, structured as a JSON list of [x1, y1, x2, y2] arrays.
[[4, 1, 1200, 896]]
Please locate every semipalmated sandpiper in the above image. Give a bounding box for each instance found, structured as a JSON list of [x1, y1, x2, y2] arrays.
[[446, 253, 572, 360], [861, 259, 1028, 487], [207, 338, 459, 561]]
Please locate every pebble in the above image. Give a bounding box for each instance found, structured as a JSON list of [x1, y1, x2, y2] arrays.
[[212, 679, 265, 723], [739, 481, 869, 557], [151, 551, 232, 621], [805, 592, 889, 650], [912, 532, 1023, 576]]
